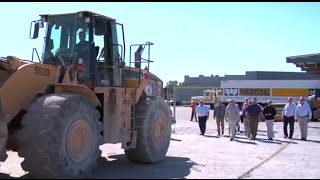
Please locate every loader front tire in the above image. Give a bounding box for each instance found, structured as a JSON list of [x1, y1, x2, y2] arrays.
[[125, 96, 171, 163], [17, 93, 103, 179]]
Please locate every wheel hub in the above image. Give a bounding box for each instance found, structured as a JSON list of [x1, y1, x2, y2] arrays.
[[66, 119, 93, 163], [153, 112, 167, 147]]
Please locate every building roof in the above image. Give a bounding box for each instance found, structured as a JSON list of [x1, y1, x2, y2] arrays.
[[286, 53, 320, 76]]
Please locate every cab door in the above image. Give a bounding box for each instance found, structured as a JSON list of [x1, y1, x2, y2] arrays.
[[93, 19, 124, 87]]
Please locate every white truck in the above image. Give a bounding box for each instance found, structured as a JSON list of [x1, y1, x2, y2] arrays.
[[190, 88, 221, 109]]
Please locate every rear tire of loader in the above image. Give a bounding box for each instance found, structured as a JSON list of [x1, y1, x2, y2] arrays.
[[124, 96, 171, 163], [17, 93, 103, 179]]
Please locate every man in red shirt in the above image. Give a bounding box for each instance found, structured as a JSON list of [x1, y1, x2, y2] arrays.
[[191, 100, 198, 121]]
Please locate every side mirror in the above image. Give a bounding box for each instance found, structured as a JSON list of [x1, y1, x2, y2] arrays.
[[29, 20, 43, 39]]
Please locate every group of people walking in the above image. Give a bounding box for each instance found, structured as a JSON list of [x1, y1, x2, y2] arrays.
[[191, 96, 313, 141]]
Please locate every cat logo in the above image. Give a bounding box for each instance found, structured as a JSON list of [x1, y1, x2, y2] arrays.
[[224, 88, 238, 96]]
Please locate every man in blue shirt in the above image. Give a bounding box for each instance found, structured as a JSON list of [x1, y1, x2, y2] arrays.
[[196, 100, 210, 135], [282, 97, 297, 139], [243, 97, 262, 140], [295, 97, 312, 141]]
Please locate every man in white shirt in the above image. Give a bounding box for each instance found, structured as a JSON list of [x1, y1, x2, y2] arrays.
[[196, 100, 210, 135], [282, 97, 297, 139], [295, 97, 312, 141]]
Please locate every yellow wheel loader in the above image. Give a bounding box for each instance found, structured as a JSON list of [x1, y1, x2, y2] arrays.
[[0, 11, 173, 178]]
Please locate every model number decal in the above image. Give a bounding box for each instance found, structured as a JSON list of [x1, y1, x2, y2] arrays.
[[34, 66, 50, 76]]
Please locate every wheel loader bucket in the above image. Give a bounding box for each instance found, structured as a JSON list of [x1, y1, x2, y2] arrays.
[[0, 56, 61, 120], [0, 56, 62, 162]]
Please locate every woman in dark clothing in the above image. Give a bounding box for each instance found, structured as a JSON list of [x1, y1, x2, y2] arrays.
[[262, 100, 277, 140]]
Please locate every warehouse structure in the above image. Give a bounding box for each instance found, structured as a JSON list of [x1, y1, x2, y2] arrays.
[[175, 71, 320, 104], [286, 53, 320, 97]]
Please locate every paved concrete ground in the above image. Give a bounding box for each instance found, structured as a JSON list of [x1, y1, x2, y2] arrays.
[[0, 106, 319, 179]]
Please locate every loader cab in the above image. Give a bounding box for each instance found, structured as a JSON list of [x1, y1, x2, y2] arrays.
[[32, 11, 125, 88]]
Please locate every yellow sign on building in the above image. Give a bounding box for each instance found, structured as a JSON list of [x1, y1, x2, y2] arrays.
[[240, 88, 271, 96]]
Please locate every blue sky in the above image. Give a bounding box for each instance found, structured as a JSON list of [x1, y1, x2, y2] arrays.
[[1, 2, 320, 84]]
